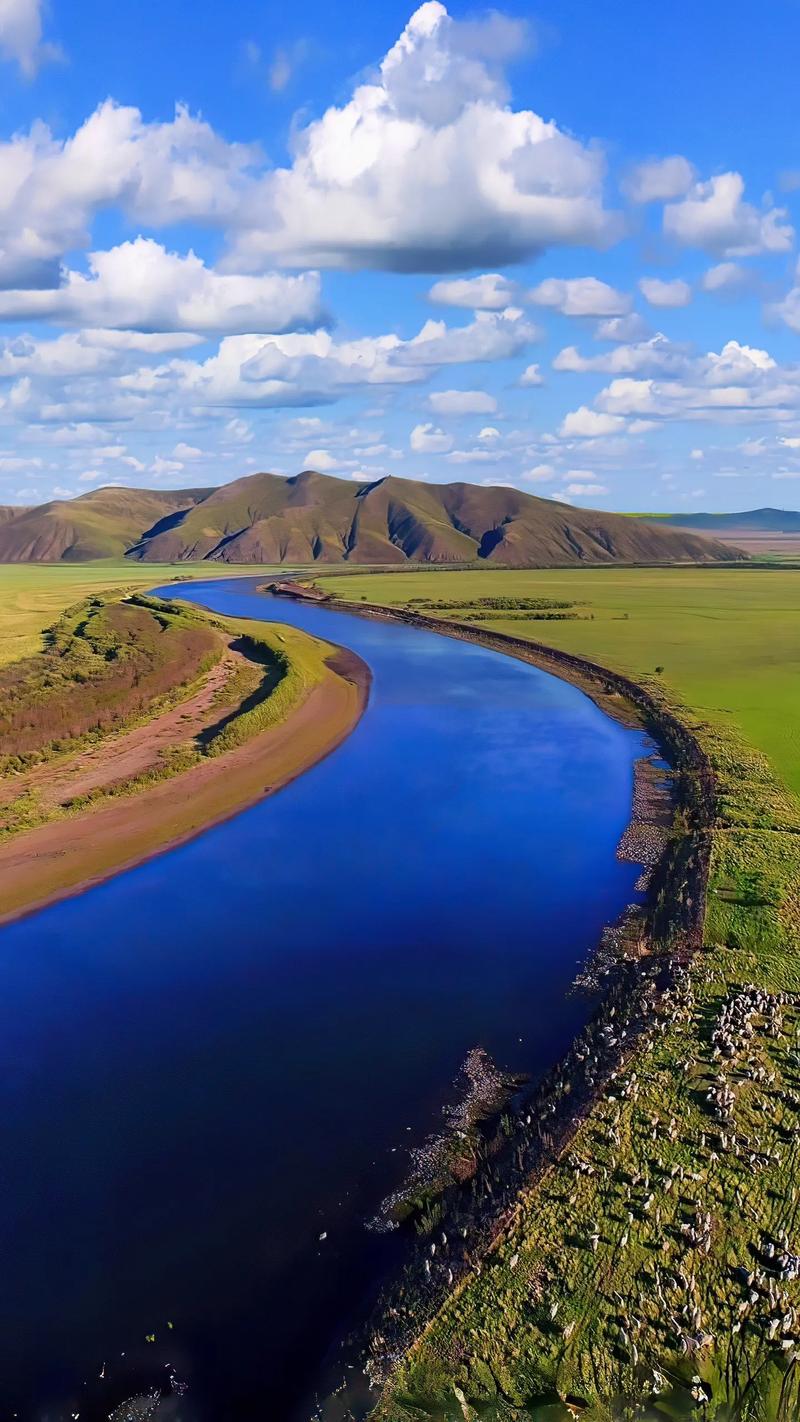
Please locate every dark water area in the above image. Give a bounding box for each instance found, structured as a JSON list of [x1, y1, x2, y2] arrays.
[[0, 578, 648, 1421]]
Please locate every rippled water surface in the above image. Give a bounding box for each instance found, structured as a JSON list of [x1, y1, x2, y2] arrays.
[[0, 578, 648, 1420]]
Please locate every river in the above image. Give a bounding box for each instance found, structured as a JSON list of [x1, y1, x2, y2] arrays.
[[0, 578, 650, 1421]]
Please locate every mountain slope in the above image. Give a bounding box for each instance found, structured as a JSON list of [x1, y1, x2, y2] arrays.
[[0, 471, 742, 566], [128, 470, 740, 566], [0, 487, 214, 562]]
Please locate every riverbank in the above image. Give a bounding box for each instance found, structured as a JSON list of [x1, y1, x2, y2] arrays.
[[261, 586, 715, 1414], [0, 599, 370, 925], [274, 581, 800, 1419]]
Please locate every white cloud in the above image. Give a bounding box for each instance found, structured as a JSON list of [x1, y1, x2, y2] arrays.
[[410, 422, 453, 453], [690, 448, 704, 460], [769, 259, 800, 334], [559, 406, 625, 437], [393, 309, 537, 366], [0, 0, 59, 76], [0, 238, 324, 335], [595, 312, 651, 342], [564, 481, 608, 497], [81, 329, 203, 353], [701, 261, 748, 294], [427, 388, 497, 415], [518, 362, 543, 386], [173, 442, 202, 459], [0, 309, 537, 432], [303, 448, 342, 470], [477, 425, 500, 441], [522, 463, 555, 481], [224, 2, 619, 273], [622, 155, 695, 203], [428, 274, 517, 309], [446, 447, 504, 463], [555, 334, 784, 397], [588, 339, 800, 424], [0, 454, 42, 472], [225, 418, 253, 443], [149, 456, 184, 478], [663, 173, 794, 257], [0, 100, 258, 288], [638, 276, 692, 308], [529, 276, 631, 318]]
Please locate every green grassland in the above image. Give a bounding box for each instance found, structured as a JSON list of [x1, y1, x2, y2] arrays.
[[318, 568, 800, 802], [0, 562, 283, 666], [311, 565, 800, 1421]]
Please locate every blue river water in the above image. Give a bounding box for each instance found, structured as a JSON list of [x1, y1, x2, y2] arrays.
[[0, 578, 649, 1421]]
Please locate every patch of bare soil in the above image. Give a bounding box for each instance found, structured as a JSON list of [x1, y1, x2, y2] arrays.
[[0, 638, 253, 812]]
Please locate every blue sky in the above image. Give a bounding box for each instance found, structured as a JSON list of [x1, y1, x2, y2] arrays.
[[1, 0, 800, 511]]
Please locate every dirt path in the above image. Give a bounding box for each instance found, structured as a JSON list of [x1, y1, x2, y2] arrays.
[[0, 651, 370, 925], [0, 638, 256, 813]]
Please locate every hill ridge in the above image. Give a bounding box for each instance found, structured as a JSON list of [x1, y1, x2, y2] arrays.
[[0, 471, 743, 567]]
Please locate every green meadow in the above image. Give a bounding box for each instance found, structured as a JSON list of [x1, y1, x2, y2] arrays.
[[319, 566, 800, 802], [0, 562, 280, 666]]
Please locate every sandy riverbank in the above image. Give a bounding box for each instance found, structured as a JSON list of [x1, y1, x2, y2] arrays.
[[0, 644, 370, 926]]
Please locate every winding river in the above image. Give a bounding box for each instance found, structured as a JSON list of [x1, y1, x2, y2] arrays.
[[0, 578, 650, 1421]]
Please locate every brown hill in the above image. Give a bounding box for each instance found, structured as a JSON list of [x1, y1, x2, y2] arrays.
[[127, 470, 740, 567], [0, 505, 30, 526], [0, 486, 213, 562], [0, 471, 742, 567]]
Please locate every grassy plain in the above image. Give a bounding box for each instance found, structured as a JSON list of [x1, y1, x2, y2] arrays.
[[312, 564, 800, 1421], [0, 562, 280, 666], [317, 567, 800, 802]]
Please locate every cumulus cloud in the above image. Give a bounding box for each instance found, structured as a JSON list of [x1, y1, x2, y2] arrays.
[[428, 274, 517, 309], [0, 100, 258, 288], [554, 334, 693, 378], [594, 312, 651, 342], [638, 276, 692, 308], [224, 2, 619, 273], [397, 309, 537, 365], [768, 259, 800, 333], [701, 261, 748, 294], [427, 388, 497, 414], [446, 446, 503, 463], [0, 0, 59, 76], [663, 173, 794, 257], [0, 238, 324, 335], [590, 339, 800, 423], [563, 481, 608, 497], [559, 406, 624, 437], [519, 363, 543, 386], [522, 462, 555, 481], [622, 155, 695, 203], [529, 276, 631, 318], [0, 309, 536, 430], [410, 422, 453, 452]]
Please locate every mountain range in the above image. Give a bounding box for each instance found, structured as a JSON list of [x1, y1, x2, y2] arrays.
[[0, 471, 744, 567], [649, 508, 800, 533]]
